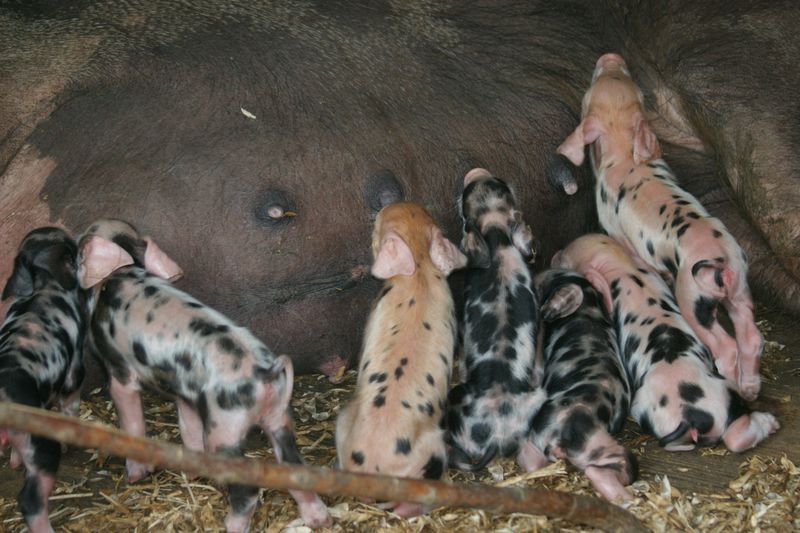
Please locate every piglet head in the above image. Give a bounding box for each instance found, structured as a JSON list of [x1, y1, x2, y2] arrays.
[[557, 53, 661, 168], [78, 219, 183, 289], [2, 227, 79, 300], [371, 202, 466, 279], [460, 169, 536, 266]]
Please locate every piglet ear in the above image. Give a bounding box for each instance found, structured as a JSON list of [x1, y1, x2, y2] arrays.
[[541, 283, 584, 321], [430, 228, 467, 276], [583, 268, 614, 313], [461, 221, 490, 269], [510, 210, 536, 262], [143, 236, 183, 282], [2, 256, 34, 300], [78, 235, 134, 289], [632, 112, 662, 164], [556, 116, 602, 166], [550, 250, 565, 268], [371, 231, 415, 279]]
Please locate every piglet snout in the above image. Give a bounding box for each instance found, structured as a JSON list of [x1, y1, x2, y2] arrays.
[[464, 167, 493, 186], [593, 53, 629, 80]]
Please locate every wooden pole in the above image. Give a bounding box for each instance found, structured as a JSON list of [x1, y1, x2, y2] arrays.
[[0, 402, 645, 532]]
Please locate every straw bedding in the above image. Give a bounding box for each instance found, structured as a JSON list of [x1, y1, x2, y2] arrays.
[[0, 321, 797, 532]]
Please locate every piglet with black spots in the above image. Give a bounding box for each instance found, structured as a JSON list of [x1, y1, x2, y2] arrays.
[[557, 53, 763, 401], [78, 219, 330, 533], [555, 234, 779, 453], [521, 268, 635, 501], [0, 227, 86, 533], [445, 169, 545, 471], [336, 202, 466, 517]]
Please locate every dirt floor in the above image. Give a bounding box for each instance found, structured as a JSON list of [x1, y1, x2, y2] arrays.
[[0, 305, 798, 532]]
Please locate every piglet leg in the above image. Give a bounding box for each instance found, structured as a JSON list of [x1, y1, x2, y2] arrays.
[[9, 431, 60, 533], [57, 389, 82, 453], [176, 398, 205, 480], [722, 412, 780, 452], [109, 377, 153, 482], [675, 272, 739, 384], [724, 296, 763, 401], [176, 398, 205, 452], [206, 417, 258, 533], [58, 389, 81, 419], [262, 357, 331, 527], [267, 425, 332, 528], [558, 430, 635, 502], [517, 438, 550, 472]]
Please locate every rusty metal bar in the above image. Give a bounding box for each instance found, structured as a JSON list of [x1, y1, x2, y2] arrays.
[[0, 402, 645, 532]]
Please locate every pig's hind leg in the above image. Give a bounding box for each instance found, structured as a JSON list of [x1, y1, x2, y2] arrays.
[[675, 270, 739, 385], [722, 290, 763, 401], [2, 375, 61, 532], [559, 419, 637, 502], [260, 357, 331, 528], [6, 424, 60, 533], [389, 430, 447, 518], [109, 376, 153, 482], [205, 410, 259, 533]]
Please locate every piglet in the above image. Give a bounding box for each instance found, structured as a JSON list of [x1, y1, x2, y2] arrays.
[[445, 169, 546, 471], [557, 53, 763, 400], [78, 219, 330, 532], [0, 227, 86, 533], [555, 234, 779, 453], [336, 202, 466, 517], [522, 268, 635, 501]]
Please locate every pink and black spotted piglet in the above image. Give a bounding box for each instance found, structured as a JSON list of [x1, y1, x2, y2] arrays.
[[446, 169, 546, 471], [78, 219, 330, 533], [557, 53, 763, 401], [556, 234, 779, 453], [521, 268, 636, 501], [0, 227, 86, 533], [336, 202, 466, 518]]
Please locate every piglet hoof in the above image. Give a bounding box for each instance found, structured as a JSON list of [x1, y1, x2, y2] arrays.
[[9, 447, 22, 469], [752, 412, 780, 437], [125, 459, 154, 483], [224, 513, 251, 533], [319, 355, 348, 384], [299, 500, 333, 528], [738, 375, 761, 402], [585, 466, 633, 503], [26, 512, 55, 533], [391, 502, 429, 518]]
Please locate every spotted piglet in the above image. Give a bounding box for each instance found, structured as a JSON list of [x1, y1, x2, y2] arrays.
[[445, 169, 545, 471], [557, 53, 763, 400], [78, 219, 330, 532], [0, 227, 86, 533], [522, 268, 635, 501], [555, 234, 779, 453], [336, 202, 466, 517]]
